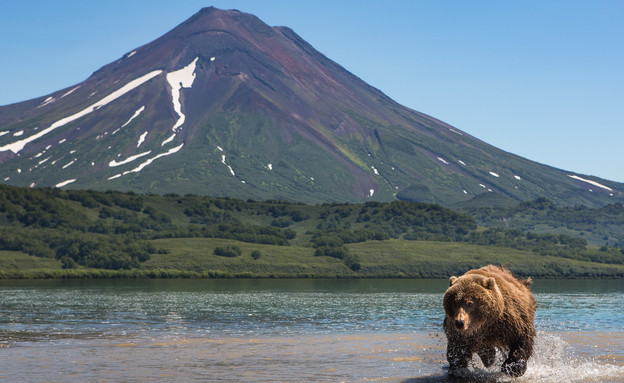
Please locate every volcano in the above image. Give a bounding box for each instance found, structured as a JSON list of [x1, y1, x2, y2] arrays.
[[0, 7, 621, 206]]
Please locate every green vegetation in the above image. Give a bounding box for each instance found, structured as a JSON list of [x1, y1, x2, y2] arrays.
[[462, 197, 624, 248], [214, 245, 242, 258], [0, 185, 623, 279]]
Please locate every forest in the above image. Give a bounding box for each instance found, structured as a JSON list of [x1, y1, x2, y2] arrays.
[[0, 185, 623, 278], [462, 197, 624, 248]]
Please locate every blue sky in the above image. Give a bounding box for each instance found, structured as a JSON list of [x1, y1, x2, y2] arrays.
[[1, 1, 623, 182]]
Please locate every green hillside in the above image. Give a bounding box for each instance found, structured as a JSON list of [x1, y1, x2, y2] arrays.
[[460, 197, 624, 247], [0, 185, 622, 279]]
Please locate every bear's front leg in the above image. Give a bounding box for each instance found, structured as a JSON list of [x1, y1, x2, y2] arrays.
[[477, 346, 496, 368], [447, 342, 472, 375], [502, 335, 534, 377], [501, 346, 530, 377]]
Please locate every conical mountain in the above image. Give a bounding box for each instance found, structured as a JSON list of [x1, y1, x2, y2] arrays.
[[0, 7, 621, 206]]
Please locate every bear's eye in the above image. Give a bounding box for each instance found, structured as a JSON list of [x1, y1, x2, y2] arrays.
[[465, 301, 474, 308]]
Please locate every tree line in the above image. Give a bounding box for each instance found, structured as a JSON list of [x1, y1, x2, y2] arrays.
[[0, 185, 622, 273]]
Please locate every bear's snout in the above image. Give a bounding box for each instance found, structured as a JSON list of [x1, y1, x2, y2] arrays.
[[453, 317, 469, 331], [454, 319, 465, 330], [452, 309, 470, 331]]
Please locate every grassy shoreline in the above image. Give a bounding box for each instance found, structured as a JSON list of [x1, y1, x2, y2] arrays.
[[2, 270, 623, 280], [2, 239, 623, 280]]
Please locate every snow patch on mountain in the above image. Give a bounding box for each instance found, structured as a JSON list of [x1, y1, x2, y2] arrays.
[[163, 57, 199, 145], [56, 179, 76, 188], [62, 159, 76, 169], [217, 146, 236, 176], [449, 128, 463, 135], [38, 96, 55, 108], [127, 143, 184, 174], [121, 106, 145, 128], [568, 174, 613, 192], [109, 151, 152, 167], [161, 134, 176, 146], [137, 132, 148, 147], [61, 86, 81, 99], [221, 154, 235, 176], [108, 143, 184, 180], [0, 70, 162, 154]]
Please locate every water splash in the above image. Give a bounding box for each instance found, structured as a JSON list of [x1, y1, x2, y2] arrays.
[[522, 332, 624, 383], [426, 331, 624, 383]]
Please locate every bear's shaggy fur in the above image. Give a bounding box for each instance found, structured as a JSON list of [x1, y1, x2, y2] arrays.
[[443, 265, 536, 377]]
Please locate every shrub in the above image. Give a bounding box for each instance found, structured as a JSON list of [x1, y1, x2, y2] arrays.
[[271, 217, 292, 228], [214, 246, 242, 258], [343, 254, 361, 271]]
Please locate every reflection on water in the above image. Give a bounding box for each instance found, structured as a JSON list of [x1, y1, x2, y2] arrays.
[[0, 279, 623, 382]]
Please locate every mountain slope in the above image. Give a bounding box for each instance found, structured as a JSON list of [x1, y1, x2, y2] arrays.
[[0, 7, 621, 207]]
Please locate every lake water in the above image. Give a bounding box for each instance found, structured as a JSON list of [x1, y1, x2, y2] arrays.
[[1, 278, 623, 382]]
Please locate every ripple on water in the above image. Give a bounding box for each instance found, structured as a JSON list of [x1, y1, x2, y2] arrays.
[[1, 332, 623, 382], [1, 279, 622, 382]]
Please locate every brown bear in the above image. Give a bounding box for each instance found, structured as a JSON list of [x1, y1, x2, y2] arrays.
[[443, 265, 536, 377]]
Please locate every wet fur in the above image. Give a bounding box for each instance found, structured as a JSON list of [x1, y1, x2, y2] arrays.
[[443, 265, 536, 377]]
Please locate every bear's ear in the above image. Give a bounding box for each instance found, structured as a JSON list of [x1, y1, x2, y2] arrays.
[[449, 276, 458, 286], [483, 277, 497, 290]]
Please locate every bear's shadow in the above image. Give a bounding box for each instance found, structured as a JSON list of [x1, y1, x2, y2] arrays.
[[402, 375, 501, 383], [402, 366, 504, 383]]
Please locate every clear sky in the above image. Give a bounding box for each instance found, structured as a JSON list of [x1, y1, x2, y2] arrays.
[[1, 1, 623, 182]]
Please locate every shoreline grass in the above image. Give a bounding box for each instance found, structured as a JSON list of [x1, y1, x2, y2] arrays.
[[2, 238, 623, 279]]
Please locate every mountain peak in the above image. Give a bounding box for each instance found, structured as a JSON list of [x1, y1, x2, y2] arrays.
[[181, 6, 279, 37], [0, 7, 621, 207]]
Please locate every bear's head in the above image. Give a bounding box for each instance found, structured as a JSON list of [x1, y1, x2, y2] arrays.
[[443, 274, 504, 335]]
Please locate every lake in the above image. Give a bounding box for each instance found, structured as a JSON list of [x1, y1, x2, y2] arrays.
[[1, 278, 623, 382]]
